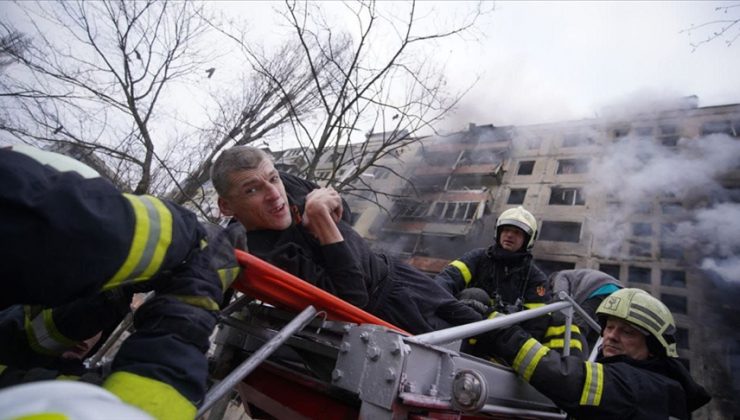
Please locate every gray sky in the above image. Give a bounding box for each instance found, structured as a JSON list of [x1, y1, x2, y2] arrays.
[[210, 1, 740, 132], [440, 1, 740, 128]]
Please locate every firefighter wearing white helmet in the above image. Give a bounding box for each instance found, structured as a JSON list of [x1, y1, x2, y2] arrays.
[[496, 206, 538, 250], [473, 287, 711, 419], [434, 206, 569, 356]]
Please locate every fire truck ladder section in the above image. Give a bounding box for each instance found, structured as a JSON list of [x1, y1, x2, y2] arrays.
[[203, 251, 600, 419]]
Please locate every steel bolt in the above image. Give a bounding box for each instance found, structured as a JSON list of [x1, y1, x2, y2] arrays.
[[360, 331, 370, 343], [385, 368, 396, 383], [367, 345, 381, 361], [340, 341, 351, 353], [429, 384, 438, 397], [332, 369, 344, 382]]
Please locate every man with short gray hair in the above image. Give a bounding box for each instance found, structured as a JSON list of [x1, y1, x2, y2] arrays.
[[212, 145, 483, 334]]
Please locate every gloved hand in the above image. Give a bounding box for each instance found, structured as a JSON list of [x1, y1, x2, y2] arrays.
[[459, 299, 491, 316], [457, 287, 492, 316]]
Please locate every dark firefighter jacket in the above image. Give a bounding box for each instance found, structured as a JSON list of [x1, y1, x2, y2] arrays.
[[227, 172, 483, 334], [434, 246, 554, 344], [481, 324, 711, 420], [0, 145, 240, 419], [549, 269, 624, 355]]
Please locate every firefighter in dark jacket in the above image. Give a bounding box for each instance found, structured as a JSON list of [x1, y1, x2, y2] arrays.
[[477, 288, 711, 419], [434, 206, 578, 354], [212, 145, 483, 335], [549, 268, 623, 356], [0, 145, 240, 419]]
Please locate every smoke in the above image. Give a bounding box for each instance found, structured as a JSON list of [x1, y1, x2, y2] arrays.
[[678, 202, 740, 281], [587, 133, 740, 282]]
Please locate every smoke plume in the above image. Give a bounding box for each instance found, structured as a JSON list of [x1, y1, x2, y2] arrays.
[[587, 133, 740, 282]]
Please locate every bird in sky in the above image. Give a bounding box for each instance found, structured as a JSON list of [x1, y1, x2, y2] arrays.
[[205, 67, 216, 78]]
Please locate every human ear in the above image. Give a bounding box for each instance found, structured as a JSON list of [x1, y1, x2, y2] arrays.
[[218, 196, 234, 217]]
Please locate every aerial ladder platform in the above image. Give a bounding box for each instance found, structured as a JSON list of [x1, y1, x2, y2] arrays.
[[197, 250, 597, 419]]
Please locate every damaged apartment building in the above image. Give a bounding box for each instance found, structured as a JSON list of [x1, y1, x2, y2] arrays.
[[271, 98, 740, 419]]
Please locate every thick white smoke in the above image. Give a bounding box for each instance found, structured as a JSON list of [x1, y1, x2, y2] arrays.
[[587, 133, 740, 282]]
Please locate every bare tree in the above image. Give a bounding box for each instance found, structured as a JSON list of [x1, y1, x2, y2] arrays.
[[0, 25, 30, 70], [0, 0, 215, 195], [164, 40, 330, 208], [251, 0, 486, 209], [1, 0, 488, 220], [681, 3, 740, 51]]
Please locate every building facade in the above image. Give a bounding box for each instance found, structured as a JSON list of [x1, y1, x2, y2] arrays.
[[271, 100, 740, 418]]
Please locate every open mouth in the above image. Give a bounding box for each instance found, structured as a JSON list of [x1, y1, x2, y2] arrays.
[[270, 203, 286, 215]]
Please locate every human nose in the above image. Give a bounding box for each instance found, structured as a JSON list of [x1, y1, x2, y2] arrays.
[[602, 327, 617, 342], [264, 183, 281, 200]]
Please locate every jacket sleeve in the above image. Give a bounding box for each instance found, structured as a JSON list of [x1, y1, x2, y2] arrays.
[[263, 236, 370, 309], [0, 290, 131, 369], [434, 248, 487, 296], [0, 148, 241, 419], [485, 325, 635, 419]]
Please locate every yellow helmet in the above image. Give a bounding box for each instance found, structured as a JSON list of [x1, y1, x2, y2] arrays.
[[596, 288, 678, 358], [496, 206, 538, 250]]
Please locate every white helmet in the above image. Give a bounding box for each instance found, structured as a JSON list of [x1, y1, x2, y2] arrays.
[[496, 206, 538, 250], [0, 381, 153, 420]]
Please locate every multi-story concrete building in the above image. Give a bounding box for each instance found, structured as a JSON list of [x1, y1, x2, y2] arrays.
[[267, 99, 739, 418], [365, 100, 739, 419]]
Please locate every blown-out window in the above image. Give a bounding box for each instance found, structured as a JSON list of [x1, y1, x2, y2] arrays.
[[508, 189, 527, 204], [549, 187, 585, 205], [556, 159, 589, 174], [429, 201, 481, 221], [517, 160, 535, 175], [539, 221, 581, 243]]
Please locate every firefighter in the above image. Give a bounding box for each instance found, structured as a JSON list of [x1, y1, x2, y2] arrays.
[[0, 289, 130, 387], [434, 207, 569, 354], [0, 145, 240, 419], [476, 288, 711, 419], [548, 269, 624, 356], [211, 145, 483, 334]]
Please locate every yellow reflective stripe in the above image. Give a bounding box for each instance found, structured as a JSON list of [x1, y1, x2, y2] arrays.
[[0, 365, 6, 375], [217, 267, 241, 291], [543, 338, 583, 351], [56, 374, 80, 381], [25, 309, 76, 355], [545, 324, 582, 337], [104, 371, 195, 420], [449, 260, 472, 285], [512, 338, 549, 381], [523, 302, 545, 310], [580, 362, 604, 406], [104, 195, 173, 290], [172, 295, 220, 311], [14, 414, 69, 420]]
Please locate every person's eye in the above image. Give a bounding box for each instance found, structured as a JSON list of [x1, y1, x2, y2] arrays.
[[270, 175, 280, 184], [244, 187, 258, 195]]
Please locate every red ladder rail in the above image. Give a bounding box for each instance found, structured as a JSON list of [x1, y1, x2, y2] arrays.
[[232, 249, 408, 335]]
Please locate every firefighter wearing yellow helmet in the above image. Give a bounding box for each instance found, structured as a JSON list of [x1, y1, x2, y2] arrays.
[[596, 288, 678, 358], [473, 288, 710, 419], [434, 206, 570, 356]]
